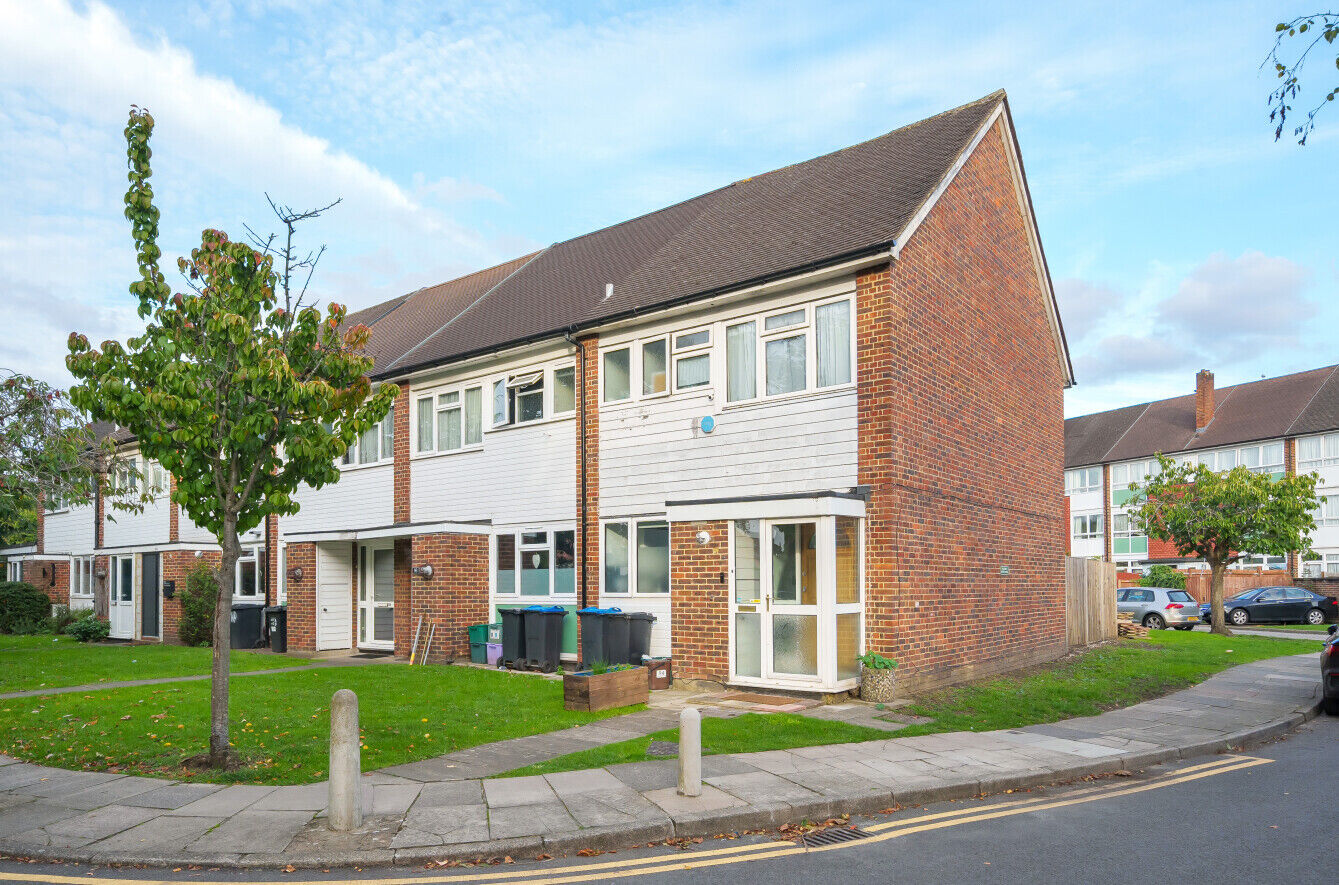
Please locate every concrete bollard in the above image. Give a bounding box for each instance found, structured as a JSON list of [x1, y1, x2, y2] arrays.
[[677, 706, 702, 797], [328, 688, 362, 832]]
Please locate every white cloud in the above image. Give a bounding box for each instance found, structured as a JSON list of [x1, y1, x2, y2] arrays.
[[1055, 278, 1123, 342], [1156, 250, 1313, 349]]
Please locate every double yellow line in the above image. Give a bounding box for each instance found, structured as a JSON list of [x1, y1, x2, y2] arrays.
[[0, 755, 1270, 885]]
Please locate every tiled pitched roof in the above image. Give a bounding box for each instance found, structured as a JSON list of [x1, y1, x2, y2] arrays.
[[1065, 365, 1339, 467], [373, 90, 1013, 377]]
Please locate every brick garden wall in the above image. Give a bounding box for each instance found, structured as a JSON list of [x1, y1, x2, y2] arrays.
[[857, 118, 1068, 693], [406, 531, 490, 662], [160, 549, 222, 644], [669, 521, 730, 681]]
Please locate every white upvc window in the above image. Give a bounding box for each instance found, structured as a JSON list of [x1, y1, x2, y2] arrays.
[[1193, 443, 1284, 475], [493, 370, 546, 428], [672, 328, 712, 392], [1111, 459, 1159, 489], [235, 547, 261, 599], [1071, 513, 1102, 540], [145, 461, 167, 496], [275, 542, 287, 605], [641, 336, 669, 397], [725, 296, 854, 404], [6, 560, 22, 582], [493, 527, 576, 598], [415, 385, 483, 453], [111, 455, 140, 493], [553, 366, 577, 415], [1313, 494, 1339, 527], [601, 518, 670, 595], [70, 556, 94, 597], [339, 415, 394, 466], [1304, 552, 1339, 577], [1299, 433, 1339, 472], [1065, 466, 1102, 494]]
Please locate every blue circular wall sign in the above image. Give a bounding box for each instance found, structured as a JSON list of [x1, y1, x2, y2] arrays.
[[699, 415, 716, 434]]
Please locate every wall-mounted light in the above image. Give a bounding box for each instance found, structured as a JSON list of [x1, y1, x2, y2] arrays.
[[287, 566, 304, 582], [411, 564, 434, 579], [696, 530, 711, 546]]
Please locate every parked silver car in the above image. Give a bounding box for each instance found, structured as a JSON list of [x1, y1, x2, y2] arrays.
[[1117, 587, 1201, 630]]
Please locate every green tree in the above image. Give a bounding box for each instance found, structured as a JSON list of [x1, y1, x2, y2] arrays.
[[1126, 454, 1319, 635], [1266, 12, 1339, 144], [1139, 564, 1187, 591], [67, 107, 396, 768], [1, 369, 136, 539]]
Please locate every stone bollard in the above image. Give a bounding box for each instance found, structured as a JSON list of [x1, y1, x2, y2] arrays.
[[328, 688, 362, 832], [677, 706, 702, 797]]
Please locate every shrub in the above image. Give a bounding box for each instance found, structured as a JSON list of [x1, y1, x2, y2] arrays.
[[0, 581, 51, 634], [48, 605, 76, 635], [64, 610, 110, 643], [178, 562, 218, 647], [1140, 564, 1187, 590]]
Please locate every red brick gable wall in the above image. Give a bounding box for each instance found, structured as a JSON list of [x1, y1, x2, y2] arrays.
[[857, 118, 1067, 692]]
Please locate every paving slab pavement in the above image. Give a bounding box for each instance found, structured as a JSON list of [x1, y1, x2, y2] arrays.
[[0, 651, 1322, 868]]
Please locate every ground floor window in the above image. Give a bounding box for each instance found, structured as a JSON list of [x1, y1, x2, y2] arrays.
[[235, 548, 261, 599], [275, 543, 287, 605], [495, 527, 577, 598], [1071, 513, 1102, 541], [601, 519, 669, 595], [4, 561, 20, 582], [729, 514, 864, 689], [70, 556, 94, 598], [1302, 552, 1339, 577]]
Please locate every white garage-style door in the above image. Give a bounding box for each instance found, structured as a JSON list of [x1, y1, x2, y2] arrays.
[[315, 542, 353, 651]]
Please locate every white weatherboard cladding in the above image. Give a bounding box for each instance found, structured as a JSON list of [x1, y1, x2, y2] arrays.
[[1070, 537, 1103, 559], [412, 420, 576, 525], [599, 388, 858, 515], [178, 511, 216, 545], [286, 464, 394, 533], [103, 498, 170, 548], [43, 506, 94, 554], [316, 541, 353, 650], [1065, 488, 1103, 515]]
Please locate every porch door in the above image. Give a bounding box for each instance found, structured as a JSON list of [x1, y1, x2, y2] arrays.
[[358, 544, 395, 650], [109, 555, 136, 639], [730, 520, 821, 686], [140, 553, 160, 639]]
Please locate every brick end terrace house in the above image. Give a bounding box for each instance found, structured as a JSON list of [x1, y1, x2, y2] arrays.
[[4, 90, 1074, 695], [1065, 364, 1339, 583]]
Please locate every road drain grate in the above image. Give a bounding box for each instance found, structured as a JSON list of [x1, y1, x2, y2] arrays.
[[801, 826, 870, 847]]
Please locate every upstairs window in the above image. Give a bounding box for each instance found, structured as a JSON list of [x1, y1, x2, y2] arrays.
[[553, 366, 576, 414], [1064, 466, 1101, 494], [673, 329, 711, 392], [642, 339, 668, 396], [493, 372, 544, 427], [416, 386, 483, 453], [603, 349, 631, 402], [341, 415, 394, 466], [1299, 433, 1339, 472], [726, 297, 854, 403], [1071, 514, 1102, 540]]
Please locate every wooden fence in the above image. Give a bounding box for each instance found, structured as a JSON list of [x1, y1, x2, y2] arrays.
[[1065, 556, 1117, 647]]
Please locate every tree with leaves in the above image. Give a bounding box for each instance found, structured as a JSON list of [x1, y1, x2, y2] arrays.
[[1266, 12, 1339, 144], [0, 369, 136, 544], [67, 107, 396, 768], [1126, 454, 1319, 635]]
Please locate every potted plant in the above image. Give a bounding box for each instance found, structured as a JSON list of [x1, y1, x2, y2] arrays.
[[858, 652, 897, 703], [563, 660, 649, 712]]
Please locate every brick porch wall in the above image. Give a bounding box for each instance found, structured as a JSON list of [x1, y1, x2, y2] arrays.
[[22, 559, 69, 607], [406, 531, 490, 662], [285, 542, 318, 652], [159, 549, 223, 644], [669, 521, 729, 681], [857, 118, 1068, 693]]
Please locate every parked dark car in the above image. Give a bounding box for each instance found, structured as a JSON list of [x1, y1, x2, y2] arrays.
[[1197, 586, 1339, 627], [1323, 625, 1338, 716]]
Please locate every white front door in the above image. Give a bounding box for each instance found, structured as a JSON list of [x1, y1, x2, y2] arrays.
[[108, 555, 136, 639], [358, 544, 395, 650], [315, 542, 353, 651], [729, 516, 864, 690]]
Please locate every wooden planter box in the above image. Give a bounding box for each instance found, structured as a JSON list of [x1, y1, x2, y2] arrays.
[[563, 666, 649, 712]]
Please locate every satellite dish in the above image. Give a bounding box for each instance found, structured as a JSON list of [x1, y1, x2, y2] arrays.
[[699, 415, 716, 434]]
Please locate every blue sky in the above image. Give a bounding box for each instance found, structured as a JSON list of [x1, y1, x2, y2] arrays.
[[1, 0, 1334, 417]]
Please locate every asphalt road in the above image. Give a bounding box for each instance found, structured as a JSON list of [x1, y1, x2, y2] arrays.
[[2, 715, 1335, 885]]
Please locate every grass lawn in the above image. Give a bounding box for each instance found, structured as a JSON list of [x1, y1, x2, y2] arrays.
[[495, 713, 893, 778], [500, 631, 1319, 778], [0, 635, 298, 693], [0, 662, 640, 785], [892, 630, 1318, 738], [1236, 624, 1333, 633]]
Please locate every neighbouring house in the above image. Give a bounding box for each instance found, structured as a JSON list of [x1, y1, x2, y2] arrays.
[[1065, 365, 1339, 578], [3, 90, 1073, 694]]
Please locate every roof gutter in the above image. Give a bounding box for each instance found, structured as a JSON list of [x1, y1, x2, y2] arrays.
[[374, 240, 896, 382]]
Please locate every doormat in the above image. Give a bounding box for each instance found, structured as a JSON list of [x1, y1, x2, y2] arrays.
[[720, 691, 807, 707], [349, 652, 394, 659]]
